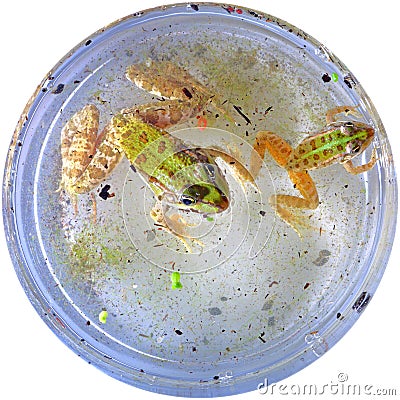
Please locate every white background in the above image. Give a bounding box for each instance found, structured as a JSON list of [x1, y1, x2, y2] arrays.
[[0, 1, 398, 399]]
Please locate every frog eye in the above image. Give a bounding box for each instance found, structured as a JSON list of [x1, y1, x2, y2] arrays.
[[344, 121, 355, 128], [180, 194, 196, 206]]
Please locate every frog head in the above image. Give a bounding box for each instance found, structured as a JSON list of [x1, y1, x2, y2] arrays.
[[341, 121, 375, 158], [179, 182, 229, 214], [169, 162, 230, 214]]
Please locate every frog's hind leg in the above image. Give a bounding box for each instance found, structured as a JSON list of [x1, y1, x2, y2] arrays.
[[325, 105, 361, 124], [250, 131, 292, 178], [251, 131, 319, 237], [272, 169, 319, 235], [58, 104, 101, 220], [58, 104, 99, 192]]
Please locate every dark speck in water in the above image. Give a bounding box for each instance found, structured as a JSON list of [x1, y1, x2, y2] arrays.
[[190, 4, 199, 11], [99, 184, 115, 200], [233, 104, 252, 124], [312, 249, 331, 266], [209, 307, 222, 316], [174, 329, 183, 335], [343, 75, 354, 89], [220, 296, 228, 301], [322, 73, 331, 83], [352, 291, 371, 313], [52, 83, 65, 94]]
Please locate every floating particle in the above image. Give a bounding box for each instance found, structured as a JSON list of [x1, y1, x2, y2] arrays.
[[322, 73, 331, 83], [99, 184, 114, 200], [196, 115, 207, 130], [343, 74, 354, 89], [331, 72, 339, 82], [146, 230, 156, 242], [98, 309, 108, 324], [190, 4, 199, 11], [352, 291, 371, 313], [233, 104, 251, 124], [52, 83, 65, 94], [156, 335, 165, 344], [208, 307, 222, 316], [174, 329, 183, 335], [170, 271, 183, 290], [312, 249, 331, 266], [303, 282, 310, 290], [265, 105, 273, 115]]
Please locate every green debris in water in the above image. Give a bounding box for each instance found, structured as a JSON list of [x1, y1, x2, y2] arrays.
[[171, 271, 183, 290], [206, 216, 214, 222], [99, 309, 108, 324], [331, 72, 339, 82]]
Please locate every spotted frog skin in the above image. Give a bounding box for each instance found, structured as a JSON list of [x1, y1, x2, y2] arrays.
[[250, 106, 376, 236], [59, 60, 249, 249]]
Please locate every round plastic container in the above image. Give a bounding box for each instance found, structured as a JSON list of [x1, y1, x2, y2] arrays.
[[3, 3, 397, 397]]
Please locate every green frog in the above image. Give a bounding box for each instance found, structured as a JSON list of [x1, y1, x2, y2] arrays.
[[250, 105, 376, 236], [59, 60, 251, 249]]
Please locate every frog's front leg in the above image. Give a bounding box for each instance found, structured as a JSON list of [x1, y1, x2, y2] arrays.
[[150, 201, 204, 252], [250, 131, 319, 236], [325, 105, 361, 124], [342, 149, 377, 175]]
